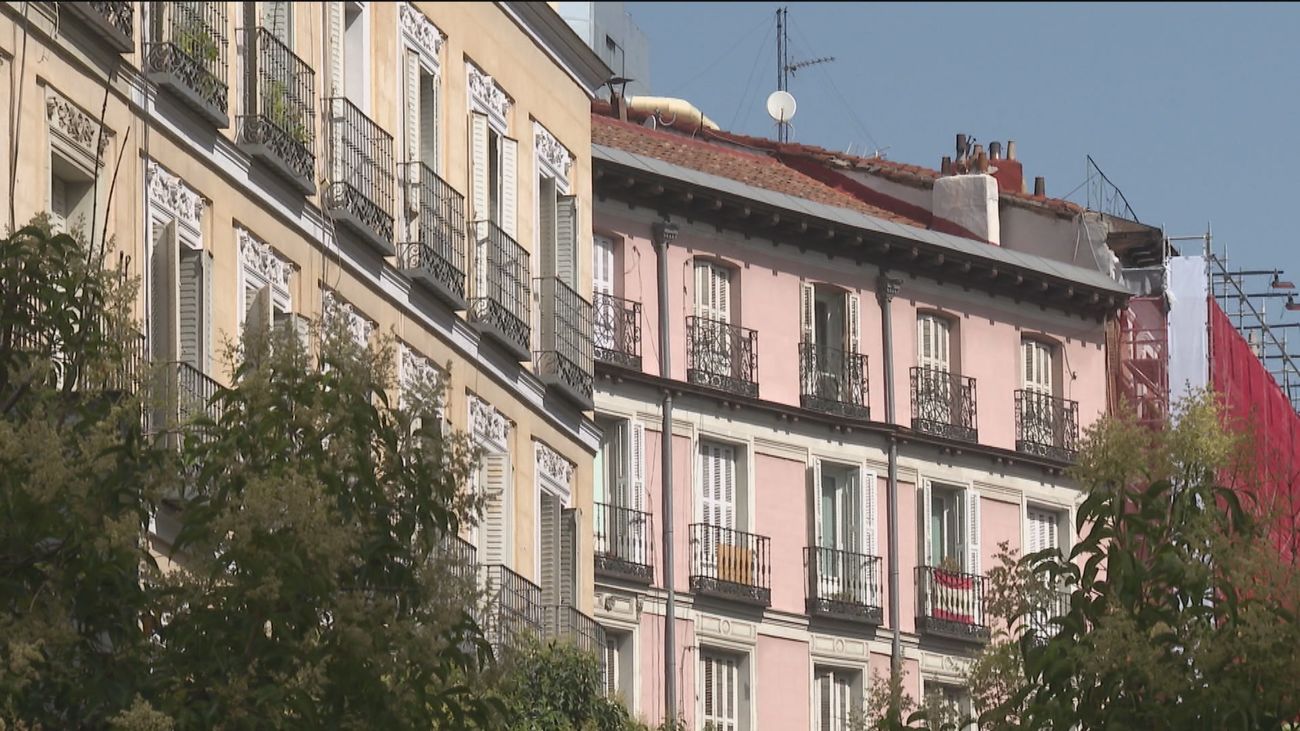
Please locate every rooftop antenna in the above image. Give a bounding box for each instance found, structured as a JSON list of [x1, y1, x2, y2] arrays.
[[774, 6, 833, 143]]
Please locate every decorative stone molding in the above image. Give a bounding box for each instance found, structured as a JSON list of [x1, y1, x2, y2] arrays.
[[810, 633, 870, 662], [45, 90, 110, 158], [920, 650, 970, 680], [466, 61, 511, 125], [400, 2, 444, 61], [533, 121, 572, 181], [469, 394, 510, 447], [399, 342, 444, 391], [593, 590, 641, 624], [534, 440, 574, 488], [146, 162, 206, 230], [237, 227, 293, 292], [695, 612, 757, 646], [322, 289, 375, 348]]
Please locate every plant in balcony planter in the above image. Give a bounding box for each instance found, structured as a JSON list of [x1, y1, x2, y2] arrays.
[[172, 13, 218, 65], [262, 79, 311, 147]]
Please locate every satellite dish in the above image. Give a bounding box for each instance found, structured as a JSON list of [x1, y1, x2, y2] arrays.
[[766, 90, 797, 123]]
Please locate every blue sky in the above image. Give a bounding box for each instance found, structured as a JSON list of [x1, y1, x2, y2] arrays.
[[626, 2, 1299, 281]]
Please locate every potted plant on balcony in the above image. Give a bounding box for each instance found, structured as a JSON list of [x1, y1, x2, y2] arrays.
[[172, 12, 218, 66], [263, 79, 311, 147]]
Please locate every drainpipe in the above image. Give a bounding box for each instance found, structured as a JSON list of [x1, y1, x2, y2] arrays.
[[652, 219, 680, 724], [876, 272, 903, 680]]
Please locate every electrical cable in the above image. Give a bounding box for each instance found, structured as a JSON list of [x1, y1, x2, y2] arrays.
[[671, 11, 772, 98], [789, 17, 880, 152], [727, 20, 774, 134], [9, 2, 30, 230]]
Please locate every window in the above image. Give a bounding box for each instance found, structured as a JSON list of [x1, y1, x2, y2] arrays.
[[814, 666, 861, 731], [694, 261, 732, 323], [593, 235, 616, 297], [925, 683, 973, 731], [801, 284, 858, 355], [538, 491, 576, 605], [595, 417, 644, 511], [261, 1, 292, 46], [476, 451, 511, 565], [403, 52, 439, 169], [917, 313, 952, 372], [699, 440, 739, 530], [237, 229, 294, 340], [1026, 507, 1062, 556], [150, 219, 211, 373], [700, 649, 743, 731], [604, 630, 635, 707], [922, 480, 981, 574], [813, 460, 876, 556], [1021, 338, 1055, 395], [50, 155, 94, 234], [177, 246, 212, 373], [536, 171, 578, 288], [470, 112, 517, 236]]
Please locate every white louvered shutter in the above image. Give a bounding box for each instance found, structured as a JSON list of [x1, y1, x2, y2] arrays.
[[847, 292, 861, 354], [694, 262, 730, 323], [720, 445, 735, 530], [593, 236, 614, 296], [481, 452, 510, 565], [150, 220, 180, 364], [538, 178, 557, 279], [422, 72, 439, 171], [630, 422, 646, 513], [556, 195, 577, 289], [202, 252, 213, 374], [501, 136, 518, 239], [816, 671, 831, 731], [560, 507, 577, 605], [539, 491, 560, 604], [800, 282, 816, 346], [702, 653, 739, 731], [862, 467, 878, 558], [178, 248, 204, 370], [469, 112, 489, 222], [811, 458, 824, 549], [921, 479, 934, 567], [1027, 508, 1059, 555], [403, 50, 420, 164], [604, 635, 619, 697], [262, 1, 292, 46], [966, 487, 982, 575], [326, 1, 345, 97], [918, 314, 950, 371], [1023, 339, 1053, 394]]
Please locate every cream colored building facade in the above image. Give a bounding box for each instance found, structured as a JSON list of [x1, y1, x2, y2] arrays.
[[1, 0, 608, 626]]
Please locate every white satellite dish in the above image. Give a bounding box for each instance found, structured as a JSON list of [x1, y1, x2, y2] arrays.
[[766, 90, 797, 123]]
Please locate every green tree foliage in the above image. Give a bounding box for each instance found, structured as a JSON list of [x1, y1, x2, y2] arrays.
[[497, 638, 642, 731], [971, 394, 1300, 730]]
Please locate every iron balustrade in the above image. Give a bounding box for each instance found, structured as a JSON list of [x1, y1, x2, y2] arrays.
[[144, 2, 229, 125], [325, 97, 395, 253], [7, 296, 147, 396], [1026, 587, 1072, 643], [1014, 390, 1080, 462], [593, 502, 653, 584], [686, 316, 758, 398], [798, 342, 869, 419], [534, 276, 594, 408], [237, 26, 316, 193], [916, 566, 990, 643], [804, 546, 883, 624], [910, 367, 978, 442], [397, 162, 466, 308], [592, 293, 641, 371], [481, 564, 543, 653], [439, 533, 478, 589], [65, 2, 134, 53], [688, 523, 771, 606], [469, 221, 531, 361], [149, 361, 221, 441], [542, 604, 606, 656]]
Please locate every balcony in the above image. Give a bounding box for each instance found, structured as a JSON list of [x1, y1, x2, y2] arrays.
[[534, 277, 594, 409], [10, 296, 147, 397], [468, 221, 531, 361], [804, 546, 883, 625], [144, 2, 229, 126], [1026, 587, 1072, 644], [149, 361, 222, 442], [64, 2, 134, 53], [688, 523, 771, 607], [593, 293, 641, 371], [439, 533, 478, 589], [237, 27, 316, 194], [325, 97, 395, 255], [594, 502, 653, 584], [910, 367, 977, 443], [686, 316, 758, 398], [799, 342, 869, 420], [397, 163, 466, 309], [916, 566, 990, 643], [481, 564, 543, 654], [1014, 390, 1080, 462], [542, 604, 606, 656]]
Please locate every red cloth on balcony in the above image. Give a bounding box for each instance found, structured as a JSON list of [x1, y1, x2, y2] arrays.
[[932, 607, 974, 624], [933, 569, 972, 590]]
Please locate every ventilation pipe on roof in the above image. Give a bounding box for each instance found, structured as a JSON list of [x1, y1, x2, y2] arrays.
[[627, 96, 720, 131]]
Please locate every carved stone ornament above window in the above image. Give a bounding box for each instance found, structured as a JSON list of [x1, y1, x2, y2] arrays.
[[400, 2, 444, 61], [322, 289, 375, 348], [398, 341, 445, 408], [237, 227, 294, 292], [147, 162, 206, 230], [533, 122, 572, 181], [534, 440, 574, 489], [46, 89, 111, 158], [466, 61, 511, 124], [469, 394, 510, 447]]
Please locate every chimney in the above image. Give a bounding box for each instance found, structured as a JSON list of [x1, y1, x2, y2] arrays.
[[610, 89, 629, 121], [989, 141, 1002, 160], [933, 173, 1000, 245], [940, 156, 953, 175], [1006, 140, 1017, 161], [989, 139, 1025, 195], [956, 134, 968, 164], [1034, 176, 1046, 197]]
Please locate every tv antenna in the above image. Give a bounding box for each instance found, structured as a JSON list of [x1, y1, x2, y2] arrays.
[[774, 6, 834, 142]]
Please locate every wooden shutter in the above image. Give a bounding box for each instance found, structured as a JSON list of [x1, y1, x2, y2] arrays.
[[403, 50, 420, 164], [694, 262, 730, 322], [1028, 508, 1059, 555], [423, 71, 439, 171], [539, 491, 560, 604], [702, 653, 739, 731], [560, 507, 577, 605], [538, 177, 557, 279], [862, 467, 878, 558], [178, 248, 202, 370], [326, 1, 345, 96], [150, 220, 180, 364], [593, 236, 614, 296], [481, 452, 510, 565], [629, 422, 645, 513], [966, 486, 982, 574], [811, 458, 824, 548], [262, 1, 292, 46], [469, 112, 489, 222], [847, 292, 861, 354], [202, 252, 213, 374], [1023, 339, 1053, 394], [501, 136, 518, 239], [921, 479, 933, 567], [800, 282, 816, 346], [604, 635, 619, 697], [556, 195, 577, 289], [918, 314, 950, 371], [700, 442, 735, 530], [816, 670, 831, 731]]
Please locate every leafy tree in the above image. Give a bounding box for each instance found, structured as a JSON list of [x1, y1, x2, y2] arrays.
[[497, 638, 642, 731], [971, 394, 1300, 730]]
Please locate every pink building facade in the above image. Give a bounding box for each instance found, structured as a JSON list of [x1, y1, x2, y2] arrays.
[[587, 113, 1128, 730]]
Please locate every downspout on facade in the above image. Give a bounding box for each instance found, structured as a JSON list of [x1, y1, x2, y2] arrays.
[[877, 272, 904, 678], [652, 219, 680, 723]]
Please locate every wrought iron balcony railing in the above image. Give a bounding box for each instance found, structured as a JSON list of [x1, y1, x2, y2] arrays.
[[594, 502, 653, 584], [439, 533, 478, 588], [237, 26, 316, 194], [144, 2, 228, 126], [593, 293, 641, 371], [480, 564, 543, 655], [534, 276, 594, 409], [799, 342, 869, 419], [688, 523, 771, 606], [686, 316, 758, 398], [910, 367, 978, 442], [804, 546, 883, 624], [65, 2, 134, 53], [149, 361, 221, 442], [7, 296, 147, 397], [542, 604, 606, 656], [469, 221, 531, 361], [397, 162, 466, 309], [325, 97, 395, 254], [1026, 587, 1072, 644], [916, 566, 990, 643], [1014, 390, 1080, 462]]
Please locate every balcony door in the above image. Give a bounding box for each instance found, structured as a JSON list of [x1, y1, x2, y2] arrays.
[[699, 441, 738, 582], [593, 236, 615, 350], [813, 461, 875, 602], [801, 284, 860, 403], [1021, 339, 1056, 446], [694, 261, 734, 378], [917, 314, 953, 424]]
